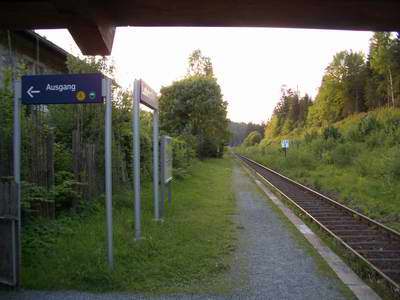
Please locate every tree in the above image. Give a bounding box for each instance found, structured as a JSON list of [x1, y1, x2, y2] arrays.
[[368, 32, 397, 107], [269, 86, 305, 135], [159, 76, 229, 158], [160, 50, 228, 158], [298, 94, 312, 126], [243, 131, 261, 146], [228, 121, 264, 146], [187, 49, 214, 77], [308, 50, 367, 126]]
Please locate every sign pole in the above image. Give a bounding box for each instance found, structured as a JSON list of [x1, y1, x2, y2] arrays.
[[160, 138, 165, 217], [168, 181, 172, 206], [133, 79, 141, 240], [13, 80, 21, 287], [153, 110, 160, 220], [104, 78, 113, 269]]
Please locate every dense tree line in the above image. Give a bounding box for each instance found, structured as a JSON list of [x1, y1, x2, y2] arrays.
[[229, 121, 265, 146], [159, 50, 229, 158], [265, 32, 400, 138]]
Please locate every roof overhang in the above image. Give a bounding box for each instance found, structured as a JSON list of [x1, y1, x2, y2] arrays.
[[1, 1, 400, 55]]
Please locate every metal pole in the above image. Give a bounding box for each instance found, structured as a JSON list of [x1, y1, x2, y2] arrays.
[[104, 78, 113, 269], [153, 110, 160, 220], [13, 80, 21, 287], [133, 79, 141, 240], [160, 137, 165, 218], [168, 181, 172, 206]]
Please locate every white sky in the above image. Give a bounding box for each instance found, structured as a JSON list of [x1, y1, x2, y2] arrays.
[[36, 27, 372, 123]]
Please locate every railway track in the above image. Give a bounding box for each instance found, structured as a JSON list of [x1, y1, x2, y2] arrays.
[[236, 154, 400, 293]]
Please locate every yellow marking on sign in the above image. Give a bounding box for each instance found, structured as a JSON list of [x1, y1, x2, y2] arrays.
[[76, 91, 86, 101]]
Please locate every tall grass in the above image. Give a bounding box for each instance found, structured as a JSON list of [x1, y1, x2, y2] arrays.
[[237, 108, 400, 232], [21, 158, 236, 292]]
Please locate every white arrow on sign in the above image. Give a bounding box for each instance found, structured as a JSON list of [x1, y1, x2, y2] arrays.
[[27, 86, 40, 98]]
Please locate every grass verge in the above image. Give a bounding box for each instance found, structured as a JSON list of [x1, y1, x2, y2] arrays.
[[20, 157, 236, 293]]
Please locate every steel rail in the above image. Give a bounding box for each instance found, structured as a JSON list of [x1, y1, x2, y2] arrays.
[[236, 153, 400, 292]]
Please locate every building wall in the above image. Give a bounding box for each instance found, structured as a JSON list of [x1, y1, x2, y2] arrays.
[[0, 30, 69, 178], [0, 30, 68, 85]]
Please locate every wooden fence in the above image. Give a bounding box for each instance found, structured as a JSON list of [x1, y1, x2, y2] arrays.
[[0, 180, 18, 286], [0, 181, 18, 217]]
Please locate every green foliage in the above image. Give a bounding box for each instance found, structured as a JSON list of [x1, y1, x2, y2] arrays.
[[51, 176, 82, 210], [358, 116, 380, 136], [187, 49, 214, 77], [242, 130, 261, 146], [237, 108, 400, 232], [264, 87, 312, 139], [21, 182, 53, 214], [21, 158, 236, 292], [159, 75, 229, 159], [308, 50, 367, 127], [171, 137, 196, 179], [228, 121, 264, 146], [323, 126, 341, 140]]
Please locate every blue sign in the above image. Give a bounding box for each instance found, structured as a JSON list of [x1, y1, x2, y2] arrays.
[[21, 74, 104, 105]]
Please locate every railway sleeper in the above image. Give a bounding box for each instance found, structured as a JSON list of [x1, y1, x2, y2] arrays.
[[294, 203, 333, 209], [380, 270, 400, 283], [340, 235, 395, 244], [369, 259, 400, 270], [309, 213, 350, 218], [347, 241, 400, 251], [332, 229, 379, 236], [317, 217, 356, 223], [358, 249, 400, 259]]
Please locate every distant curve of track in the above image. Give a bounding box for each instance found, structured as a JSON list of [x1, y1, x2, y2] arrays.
[[236, 154, 400, 293]]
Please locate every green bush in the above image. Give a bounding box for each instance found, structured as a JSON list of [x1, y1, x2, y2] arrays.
[[243, 131, 262, 147], [21, 182, 53, 215], [358, 116, 380, 135], [385, 146, 400, 180], [172, 136, 196, 178], [323, 126, 341, 140], [51, 179, 82, 210], [236, 108, 400, 232], [331, 143, 357, 167]]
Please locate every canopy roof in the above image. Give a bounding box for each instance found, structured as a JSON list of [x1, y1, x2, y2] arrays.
[[1, 0, 399, 55]]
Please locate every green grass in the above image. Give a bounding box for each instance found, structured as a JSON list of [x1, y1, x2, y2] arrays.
[[236, 108, 400, 232], [21, 157, 236, 292]]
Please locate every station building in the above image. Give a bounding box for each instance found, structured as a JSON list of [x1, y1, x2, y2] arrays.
[[0, 30, 69, 85]]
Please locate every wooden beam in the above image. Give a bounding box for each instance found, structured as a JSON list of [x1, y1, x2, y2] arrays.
[[53, 0, 116, 55], [69, 23, 115, 56], [2, 0, 400, 55]]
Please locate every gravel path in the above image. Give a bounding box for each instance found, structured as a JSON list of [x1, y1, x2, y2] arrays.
[[1, 164, 349, 300], [226, 165, 348, 299]]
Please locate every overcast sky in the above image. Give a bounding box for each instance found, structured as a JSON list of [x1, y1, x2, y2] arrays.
[[37, 27, 372, 124]]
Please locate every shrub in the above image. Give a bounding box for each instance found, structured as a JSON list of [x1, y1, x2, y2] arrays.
[[331, 143, 357, 167], [358, 116, 380, 135], [304, 130, 320, 144], [345, 124, 364, 142], [53, 171, 83, 210], [21, 182, 51, 214], [243, 131, 262, 146], [172, 136, 196, 178], [323, 126, 341, 140], [385, 146, 400, 180]]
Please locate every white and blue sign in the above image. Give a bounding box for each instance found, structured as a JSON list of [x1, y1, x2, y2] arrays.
[[281, 139, 289, 149], [21, 74, 103, 105]]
